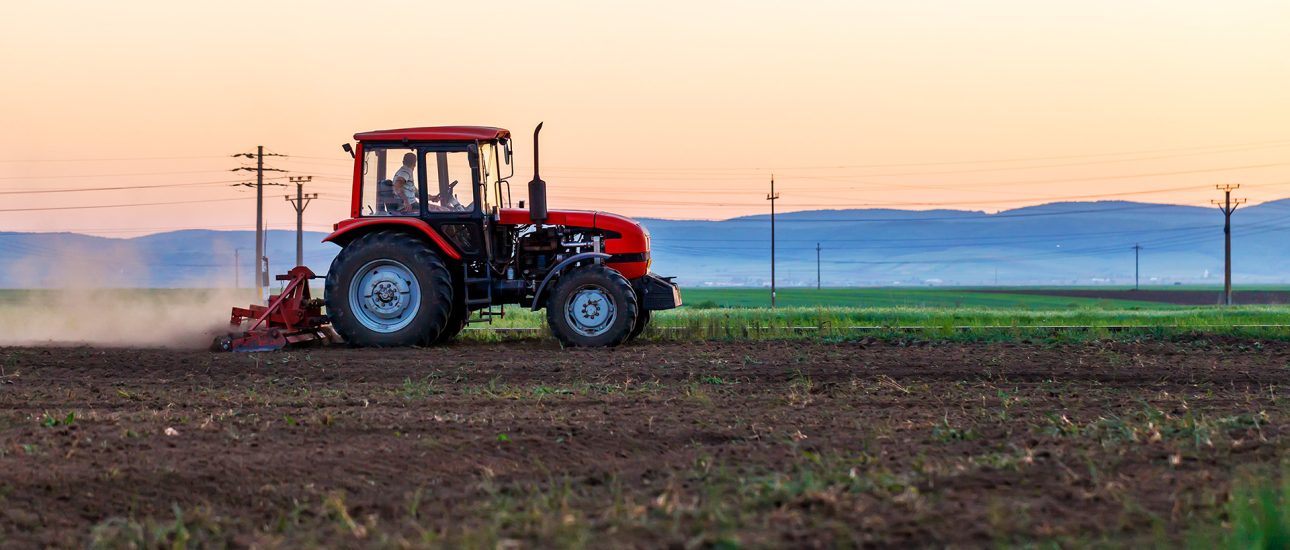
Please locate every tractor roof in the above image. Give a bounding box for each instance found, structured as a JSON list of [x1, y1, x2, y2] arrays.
[[353, 126, 510, 142]]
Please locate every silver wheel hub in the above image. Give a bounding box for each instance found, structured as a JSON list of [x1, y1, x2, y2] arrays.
[[566, 285, 616, 337], [349, 259, 421, 333]]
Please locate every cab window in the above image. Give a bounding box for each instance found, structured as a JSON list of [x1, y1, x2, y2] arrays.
[[477, 142, 500, 211], [360, 146, 419, 217], [423, 150, 475, 213]]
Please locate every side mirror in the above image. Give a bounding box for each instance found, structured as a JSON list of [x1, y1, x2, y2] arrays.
[[500, 138, 514, 180], [341, 143, 355, 158]]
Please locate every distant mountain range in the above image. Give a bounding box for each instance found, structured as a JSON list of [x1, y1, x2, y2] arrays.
[[4, 200, 1290, 288]]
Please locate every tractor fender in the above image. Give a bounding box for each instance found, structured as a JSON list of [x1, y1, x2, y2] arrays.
[[323, 218, 462, 261], [530, 252, 612, 311]]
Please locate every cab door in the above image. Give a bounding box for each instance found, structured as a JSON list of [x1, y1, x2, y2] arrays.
[[416, 145, 489, 261]]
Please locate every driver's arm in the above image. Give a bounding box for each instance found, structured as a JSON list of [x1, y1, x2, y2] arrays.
[[394, 178, 415, 212]]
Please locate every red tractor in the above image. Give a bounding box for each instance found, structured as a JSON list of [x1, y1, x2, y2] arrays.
[[219, 124, 680, 351]]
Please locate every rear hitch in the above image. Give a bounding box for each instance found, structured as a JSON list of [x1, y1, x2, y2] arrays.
[[216, 266, 334, 352]]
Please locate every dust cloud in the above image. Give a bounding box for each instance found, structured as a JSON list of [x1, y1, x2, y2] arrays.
[[0, 242, 255, 348]]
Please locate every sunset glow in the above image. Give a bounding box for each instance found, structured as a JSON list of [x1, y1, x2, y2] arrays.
[[2, 1, 1288, 237]]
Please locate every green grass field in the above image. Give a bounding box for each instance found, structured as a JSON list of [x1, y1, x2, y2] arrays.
[[3, 287, 1289, 345], [479, 286, 1290, 343], [677, 287, 1178, 309]]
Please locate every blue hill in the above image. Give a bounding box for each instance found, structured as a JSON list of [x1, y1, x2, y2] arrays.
[[3, 200, 1288, 287]]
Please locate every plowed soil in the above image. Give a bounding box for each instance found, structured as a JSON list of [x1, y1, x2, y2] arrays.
[[1, 339, 1287, 548]]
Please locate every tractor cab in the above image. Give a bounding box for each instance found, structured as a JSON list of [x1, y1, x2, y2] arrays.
[[349, 127, 515, 262], [354, 127, 514, 219]]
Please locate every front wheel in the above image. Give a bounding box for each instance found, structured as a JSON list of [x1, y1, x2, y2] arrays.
[[546, 265, 638, 347], [628, 308, 651, 342]]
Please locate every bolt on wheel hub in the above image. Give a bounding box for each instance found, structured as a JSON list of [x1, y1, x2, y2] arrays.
[[349, 259, 421, 333], [566, 285, 616, 337]]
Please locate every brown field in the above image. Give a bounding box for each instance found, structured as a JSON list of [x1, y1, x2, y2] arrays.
[[1, 339, 1287, 548]]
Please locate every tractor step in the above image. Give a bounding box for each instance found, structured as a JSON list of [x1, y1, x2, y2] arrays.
[[462, 268, 494, 308], [467, 305, 505, 325]]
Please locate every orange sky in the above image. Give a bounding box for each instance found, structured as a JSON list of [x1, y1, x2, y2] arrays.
[[2, 1, 1289, 237]]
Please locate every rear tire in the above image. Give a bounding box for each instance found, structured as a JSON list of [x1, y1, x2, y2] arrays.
[[324, 231, 453, 347], [546, 265, 638, 347]]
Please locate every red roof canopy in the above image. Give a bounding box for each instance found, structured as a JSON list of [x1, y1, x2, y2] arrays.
[[353, 126, 511, 142]]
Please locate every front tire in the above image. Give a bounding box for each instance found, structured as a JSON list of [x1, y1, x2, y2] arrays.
[[546, 265, 638, 347], [628, 308, 651, 342], [434, 301, 469, 344], [324, 231, 453, 347]]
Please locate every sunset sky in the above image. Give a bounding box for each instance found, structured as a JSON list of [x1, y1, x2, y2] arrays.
[[2, 1, 1288, 237]]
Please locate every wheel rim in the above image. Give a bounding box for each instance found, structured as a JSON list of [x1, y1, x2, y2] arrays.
[[349, 259, 421, 333], [565, 284, 617, 337]]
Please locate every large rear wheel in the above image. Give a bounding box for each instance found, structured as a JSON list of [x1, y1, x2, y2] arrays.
[[324, 231, 453, 347], [546, 265, 638, 347]]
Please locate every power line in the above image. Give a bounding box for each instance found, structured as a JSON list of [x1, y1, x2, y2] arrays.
[[545, 138, 1290, 172], [721, 203, 1195, 223], [545, 141, 1290, 178], [784, 162, 1288, 190], [662, 224, 1219, 243], [0, 155, 229, 164], [0, 196, 253, 213], [0, 178, 264, 195], [278, 155, 351, 163], [771, 142, 1290, 178], [548, 182, 1251, 208], [0, 169, 241, 180], [7, 136, 1281, 168]]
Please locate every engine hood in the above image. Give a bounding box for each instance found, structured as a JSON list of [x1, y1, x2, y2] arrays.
[[498, 208, 643, 234]]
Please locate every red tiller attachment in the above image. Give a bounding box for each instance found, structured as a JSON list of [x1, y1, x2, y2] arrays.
[[213, 266, 333, 352]]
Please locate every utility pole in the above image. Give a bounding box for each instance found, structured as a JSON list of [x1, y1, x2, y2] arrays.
[[815, 242, 822, 290], [1131, 244, 1142, 290], [1212, 184, 1246, 306], [767, 175, 780, 308], [231, 148, 285, 301], [285, 176, 317, 267]]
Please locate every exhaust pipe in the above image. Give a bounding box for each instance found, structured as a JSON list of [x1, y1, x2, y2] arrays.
[[528, 122, 548, 225]]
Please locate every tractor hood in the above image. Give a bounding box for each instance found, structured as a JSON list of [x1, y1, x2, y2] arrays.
[[498, 208, 651, 277], [498, 208, 644, 237]]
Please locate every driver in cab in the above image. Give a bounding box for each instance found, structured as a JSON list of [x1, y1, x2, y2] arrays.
[[391, 153, 418, 213]]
